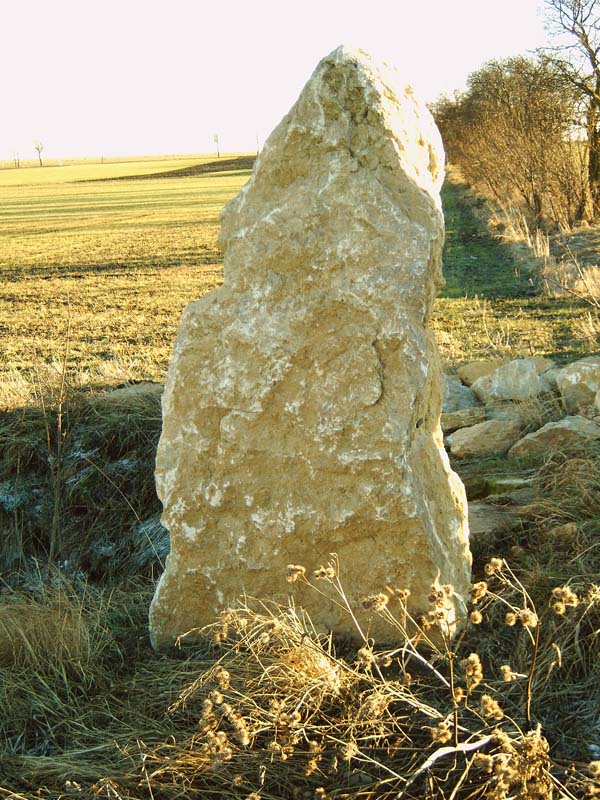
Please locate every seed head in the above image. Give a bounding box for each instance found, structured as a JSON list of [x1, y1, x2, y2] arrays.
[[480, 694, 504, 721], [361, 593, 389, 612], [484, 557, 504, 576], [589, 761, 600, 778], [287, 564, 306, 583], [470, 610, 483, 625], [518, 608, 538, 628], [462, 652, 484, 691], [470, 581, 488, 605], [429, 721, 452, 744], [551, 585, 579, 608], [314, 565, 336, 580]]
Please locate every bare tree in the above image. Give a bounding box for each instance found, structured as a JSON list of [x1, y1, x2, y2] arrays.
[[33, 140, 44, 166], [543, 0, 600, 214], [432, 56, 585, 226]]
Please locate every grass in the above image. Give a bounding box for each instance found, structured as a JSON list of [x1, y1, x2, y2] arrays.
[[433, 172, 600, 366], [2, 155, 600, 798]]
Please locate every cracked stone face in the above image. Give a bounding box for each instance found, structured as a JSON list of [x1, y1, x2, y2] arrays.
[[149, 46, 471, 649]]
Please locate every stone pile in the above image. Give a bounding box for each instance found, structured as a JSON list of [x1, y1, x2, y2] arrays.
[[149, 46, 472, 650], [443, 355, 600, 459]]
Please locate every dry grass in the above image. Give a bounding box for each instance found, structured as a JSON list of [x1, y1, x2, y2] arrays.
[[2, 559, 598, 799]]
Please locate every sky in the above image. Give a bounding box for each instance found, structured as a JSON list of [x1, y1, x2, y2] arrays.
[[1, 0, 549, 161]]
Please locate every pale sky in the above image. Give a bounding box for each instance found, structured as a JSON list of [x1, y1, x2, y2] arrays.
[[1, 0, 548, 161]]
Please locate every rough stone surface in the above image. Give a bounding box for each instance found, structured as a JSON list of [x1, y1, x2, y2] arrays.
[[442, 375, 479, 413], [508, 415, 600, 459], [468, 501, 520, 537], [457, 359, 510, 387], [471, 358, 552, 403], [441, 406, 486, 434], [447, 419, 522, 459], [149, 46, 471, 649], [556, 356, 600, 413]]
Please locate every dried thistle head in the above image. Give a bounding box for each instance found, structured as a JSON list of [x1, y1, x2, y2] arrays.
[[215, 665, 231, 690], [462, 652, 483, 691], [429, 720, 452, 744], [470, 581, 488, 605], [313, 565, 335, 581], [485, 557, 504, 576], [551, 585, 579, 608], [505, 611, 517, 626], [356, 645, 376, 669], [287, 564, 306, 583], [470, 609, 483, 625], [480, 694, 504, 721], [589, 761, 600, 778], [361, 593, 389, 612], [386, 585, 411, 602], [500, 664, 517, 682], [518, 608, 538, 628]]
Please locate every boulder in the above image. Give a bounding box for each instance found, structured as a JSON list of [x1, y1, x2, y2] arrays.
[[508, 415, 600, 459], [457, 359, 510, 387], [447, 419, 521, 459], [442, 375, 479, 412], [471, 358, 552, 403], [556, 356, 600, 413], [441, 406, 486, 434], [149, 46, 471, 650]]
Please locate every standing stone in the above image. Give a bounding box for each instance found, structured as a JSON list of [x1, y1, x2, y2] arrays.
[[149, 46, 471, 649]]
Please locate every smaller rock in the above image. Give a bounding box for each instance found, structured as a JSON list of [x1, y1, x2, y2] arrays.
[[545, 522, 577, 541], [468, 501, 520, 537], [485, 402, 524, 426], [443, 375, 479, 412], [441, 406, 486, 434], [531, 356, 556, 374], [508, 415, 600, 459], [448, 419, 521, 458], [471, 358, 552, 403], [556, 356, 600, 413], [458, 358, 509, 387], [540, 367, 561, 390]]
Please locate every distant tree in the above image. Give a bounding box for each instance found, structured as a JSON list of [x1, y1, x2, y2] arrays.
[[213, 133, 220, 158], [33, 140, 44, 166], [432, 56, 586, 226], [542, 0, 600, 214]]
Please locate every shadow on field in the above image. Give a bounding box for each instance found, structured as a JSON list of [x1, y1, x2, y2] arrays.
[[79, 155, 256, 184]]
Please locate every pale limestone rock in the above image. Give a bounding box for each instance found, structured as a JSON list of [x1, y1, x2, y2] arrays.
[[441, 406, 486, 434], [471, 358, 552, 403], [468, 502, 520, 537], [447, 419, 521, 458], [149, 46, 471, 649], [443, 375, 479, 413], [556, 356, 600, 413], [485, 402, 525, 426], [457, 358, 510, 387], [508, 415, 600, 459]]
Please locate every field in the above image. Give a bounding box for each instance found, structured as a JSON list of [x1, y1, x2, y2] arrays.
[[1, 156, 600, 799], [2, 157, 598, 398], [1, 156, 251, 384]]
